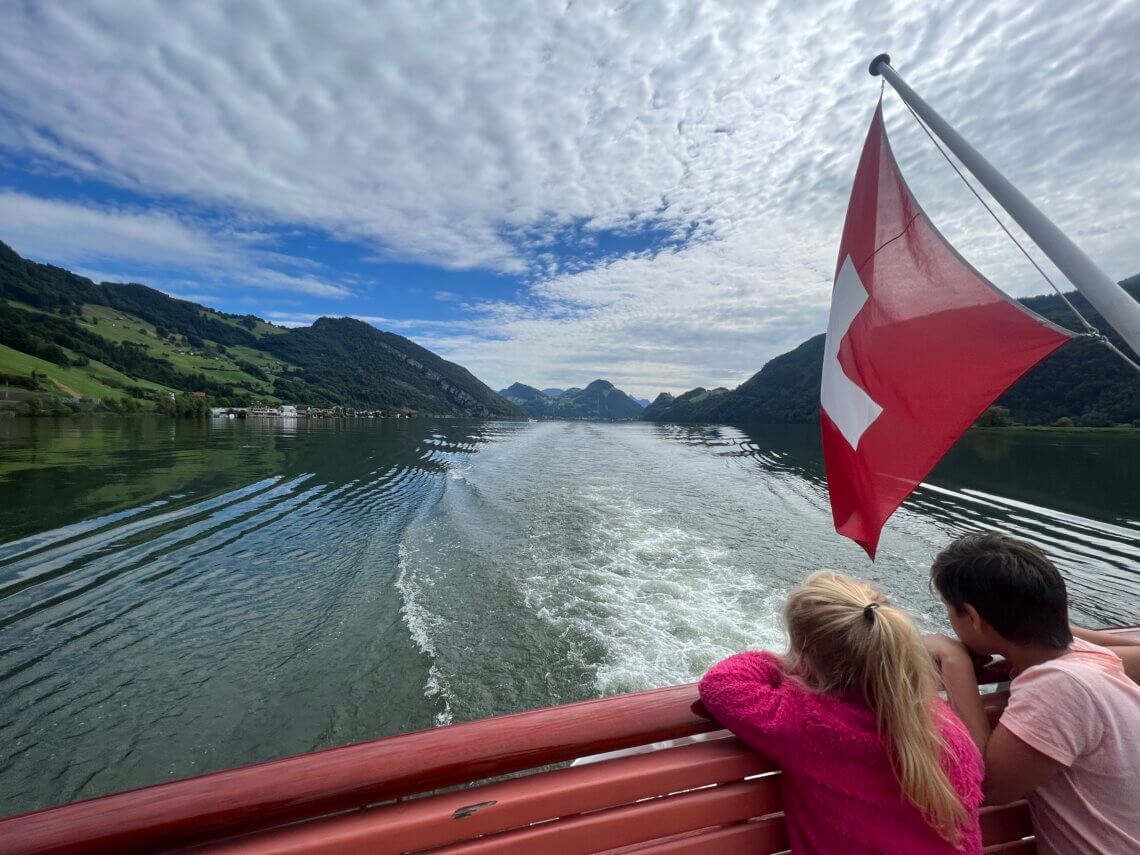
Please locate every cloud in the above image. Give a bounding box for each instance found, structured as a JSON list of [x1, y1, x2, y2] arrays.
[[1, 0, 1138, 395], [414, 233, 829, 397], [0, 192, 352, 298]]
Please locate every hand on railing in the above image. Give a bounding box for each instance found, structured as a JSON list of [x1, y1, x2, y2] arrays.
[[921, 633, 993, 755]]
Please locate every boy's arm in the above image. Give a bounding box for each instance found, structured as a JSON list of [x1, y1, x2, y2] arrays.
[[923, 634, 1065, 805], [982, 724, 1065, 805], [923, 634, 991, 752], [1070, 624, 1140, 647], [1111, 647, 1140, 684], [1071, 625, 1140, 683]]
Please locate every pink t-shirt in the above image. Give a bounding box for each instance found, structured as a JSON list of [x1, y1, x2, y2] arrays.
[[1000, 639, 1140, 855]]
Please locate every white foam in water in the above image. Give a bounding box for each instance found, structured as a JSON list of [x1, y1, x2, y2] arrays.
[[397, 422, 1139, 726], [519, 487, 789, 696], [395, 543, 455, 726]]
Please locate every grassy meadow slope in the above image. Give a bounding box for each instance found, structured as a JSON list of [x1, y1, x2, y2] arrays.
[[0, 241, 523, 418]]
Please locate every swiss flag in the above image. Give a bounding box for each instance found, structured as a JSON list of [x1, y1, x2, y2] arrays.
[[822, 102, 1071, 558]]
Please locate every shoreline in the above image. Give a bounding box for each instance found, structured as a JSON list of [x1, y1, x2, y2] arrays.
[[968, 424, 1140, 434]]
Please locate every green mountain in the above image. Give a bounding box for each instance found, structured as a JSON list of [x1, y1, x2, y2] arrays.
[[0, 240, 524, 418], [642, 277, 1140, 427], [263, 317, 522, 417], [501, 383, 551, 412], [500, 379, 645, 420]]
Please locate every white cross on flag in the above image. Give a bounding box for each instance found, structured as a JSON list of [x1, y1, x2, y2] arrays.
[[822, 103, 1072, 558]]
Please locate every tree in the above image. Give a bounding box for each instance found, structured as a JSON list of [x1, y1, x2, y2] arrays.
[[975, 406, 1014, 427], [158, 392, 211, 418], [1077, 411, 1112, 427]]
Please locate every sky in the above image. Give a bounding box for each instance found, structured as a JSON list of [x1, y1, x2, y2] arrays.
[[1, 1, 1138, 399]]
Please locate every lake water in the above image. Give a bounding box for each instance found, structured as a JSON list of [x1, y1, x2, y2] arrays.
[[0, 416, 1137, 816]]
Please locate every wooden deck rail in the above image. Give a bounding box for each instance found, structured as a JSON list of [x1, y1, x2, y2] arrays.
[[3, 626, 1135, 853], [0, 682, 1012, 854], [1, 683, 717, 853]]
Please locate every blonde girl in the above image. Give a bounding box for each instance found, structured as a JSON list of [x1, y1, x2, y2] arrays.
[[699, 571, 983, 854]]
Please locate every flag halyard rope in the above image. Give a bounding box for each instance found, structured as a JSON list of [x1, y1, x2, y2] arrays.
[[897, 98, 1140, 375]]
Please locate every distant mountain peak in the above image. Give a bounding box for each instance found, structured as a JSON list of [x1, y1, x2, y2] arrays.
[[499, 382, 547, 402], [499, 378, 643, 421]]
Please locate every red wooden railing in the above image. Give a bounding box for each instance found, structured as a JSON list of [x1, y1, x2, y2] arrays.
[[2, 627, 1135, 854], [1, 684, 717, 854]]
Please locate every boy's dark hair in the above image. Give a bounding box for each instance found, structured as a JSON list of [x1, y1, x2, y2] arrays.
[[931, 531, 1072, 648]]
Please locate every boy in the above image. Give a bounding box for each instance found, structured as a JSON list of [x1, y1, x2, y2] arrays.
[[925, 531, 1140, 855]]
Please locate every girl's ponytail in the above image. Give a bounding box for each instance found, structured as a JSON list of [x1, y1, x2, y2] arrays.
[[862, 601, 968, 845], [785, 572, 968, 846]]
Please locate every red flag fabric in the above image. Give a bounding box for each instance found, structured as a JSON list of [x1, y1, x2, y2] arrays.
[[822, 102, 1072, 558]]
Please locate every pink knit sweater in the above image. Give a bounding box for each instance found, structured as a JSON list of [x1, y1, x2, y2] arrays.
[[699, 651, 983, 854]]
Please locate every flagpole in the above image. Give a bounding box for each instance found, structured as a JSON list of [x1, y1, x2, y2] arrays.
[[869, 54, 1140, 359]]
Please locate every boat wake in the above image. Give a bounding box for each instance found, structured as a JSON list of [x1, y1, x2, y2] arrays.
[[395, 543, 456, 727]]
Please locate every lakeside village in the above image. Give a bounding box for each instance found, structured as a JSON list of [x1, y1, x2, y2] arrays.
[[211, 403, 409, 420], [0, 381, 410, 419]]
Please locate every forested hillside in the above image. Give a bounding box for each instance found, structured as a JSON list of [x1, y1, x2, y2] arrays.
[[0, 241, 524, 418], [266, 317, 520, 417], [642, 277, 1140, 427]]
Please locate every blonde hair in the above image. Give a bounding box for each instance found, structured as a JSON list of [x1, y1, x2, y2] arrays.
[[784, 571, 967, 846]]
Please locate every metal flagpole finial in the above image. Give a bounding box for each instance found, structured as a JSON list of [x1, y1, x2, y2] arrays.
[[868, 53, 892, 77]]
